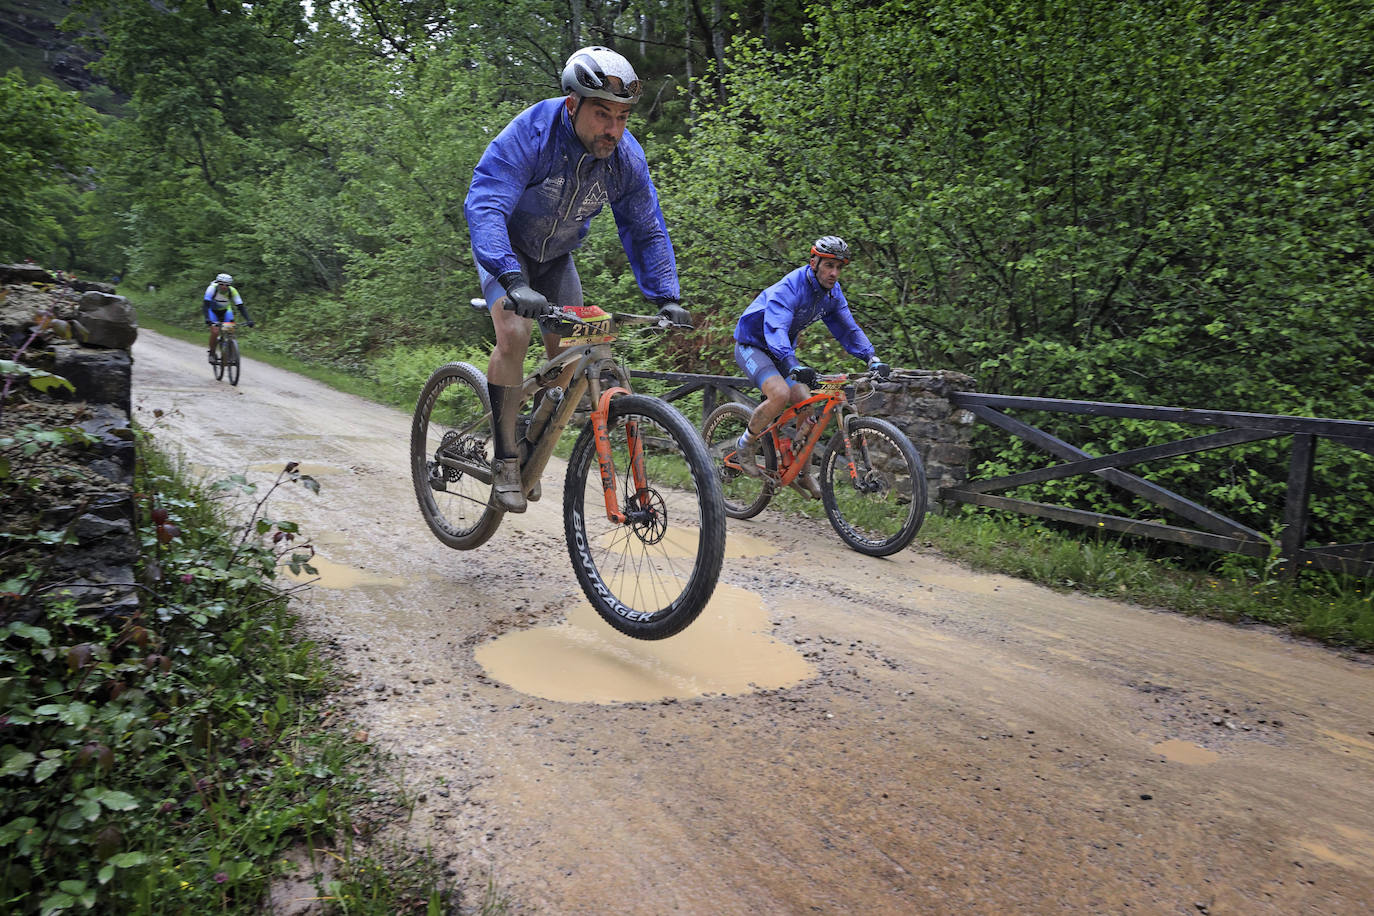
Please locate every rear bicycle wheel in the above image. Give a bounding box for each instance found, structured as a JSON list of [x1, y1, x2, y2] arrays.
[[213, 338, 226, 381], [701, 401, 774, 519], [225, 338, 240, 386], [565, 394, 726, 640], [410, 361, 503, 550], [819, 416, 927, 557]]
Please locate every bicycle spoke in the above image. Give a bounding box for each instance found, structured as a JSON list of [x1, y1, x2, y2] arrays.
[[820, 417, 927, 556], [410, 362, 503, 550], [701, 401, 773, 519], [565, 395, 725, 639]]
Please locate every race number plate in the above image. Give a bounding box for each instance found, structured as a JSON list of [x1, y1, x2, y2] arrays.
[[556, 304, 616, 347]]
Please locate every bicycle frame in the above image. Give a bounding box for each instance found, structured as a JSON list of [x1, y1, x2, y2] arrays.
[[747, 374, 875, 492], [517, 337, 645, 525], [434, 309, 659, 524]]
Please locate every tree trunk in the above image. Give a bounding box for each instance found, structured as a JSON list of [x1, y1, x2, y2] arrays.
[[569, 0, 583, 52]]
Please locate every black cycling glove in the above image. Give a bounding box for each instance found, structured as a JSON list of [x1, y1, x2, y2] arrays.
[[867, 357, 891, 380], [500, 274, 552, 319], [657, 301, 692, 327], [787, 365, 819, 386]]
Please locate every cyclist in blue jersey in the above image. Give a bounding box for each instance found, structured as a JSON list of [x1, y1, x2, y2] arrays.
[[732, 236, 891, 498], [464, 45, 691, 513], [203, 272, 253, 362]]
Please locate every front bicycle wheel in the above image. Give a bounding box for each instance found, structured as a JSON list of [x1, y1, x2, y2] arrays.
[[410, 361, 503, 550], [819, 416, 927, 557], [225, 338, 240, 386], [564, 394, 726, 640], [701, 401, 774, 519], [213, 339, 226, 381]]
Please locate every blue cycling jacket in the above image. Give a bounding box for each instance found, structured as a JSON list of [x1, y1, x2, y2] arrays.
[[734, 265, 875, 372], [464, 97, 680, 303]]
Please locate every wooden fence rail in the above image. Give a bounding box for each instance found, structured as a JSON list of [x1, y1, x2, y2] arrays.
[[944, 393, 1374, 579], [631, 369, 1374, 579]]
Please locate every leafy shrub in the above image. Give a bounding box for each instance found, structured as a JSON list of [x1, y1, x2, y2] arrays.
[[0, 446, 450, 914]]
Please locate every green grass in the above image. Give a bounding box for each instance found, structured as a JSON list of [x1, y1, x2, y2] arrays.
[[921, 509, 1374, 650]]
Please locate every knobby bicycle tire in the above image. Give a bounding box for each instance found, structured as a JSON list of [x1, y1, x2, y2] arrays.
[[225, 338, 241, 386], [819, 416, 927, 557], [410, 361, 503, 550], [564, 394, 726, 640], [701, 401, 775, 519], [213, 339, 226, 381]]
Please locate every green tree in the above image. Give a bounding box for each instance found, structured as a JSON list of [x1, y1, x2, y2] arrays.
[[661, 0, 1373, 541], [65, 0, 305, 291], [0, 69, 99, 263]]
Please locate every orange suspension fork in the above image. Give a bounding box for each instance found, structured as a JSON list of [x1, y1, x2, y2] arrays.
[[592, 387, 634, 523]]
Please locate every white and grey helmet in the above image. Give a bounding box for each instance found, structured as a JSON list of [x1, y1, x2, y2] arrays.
[[810, 236, 851, 263], [561, 46, 642, 104], [214, 272, 233, 284]]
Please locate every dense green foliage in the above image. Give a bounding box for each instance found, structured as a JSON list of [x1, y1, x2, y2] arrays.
[[11, 0, 1374, 555], [664, 0, 1374, 543], [0, 68, 99, 266], [0, 446, 458, 913]]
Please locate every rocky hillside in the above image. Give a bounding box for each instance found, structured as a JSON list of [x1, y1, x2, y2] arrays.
[[0, 0, 116, 105]]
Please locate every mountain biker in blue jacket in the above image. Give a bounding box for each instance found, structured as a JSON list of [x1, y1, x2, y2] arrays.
[[203, 272, 254, 362], [464, 45, 690, 513], [732, 236, 891, 498]]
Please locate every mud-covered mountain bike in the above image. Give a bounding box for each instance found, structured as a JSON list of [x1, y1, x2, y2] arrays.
[[702, 370, 927, 557], [209, 321, 241, 386], [411, 301, 726, 640]]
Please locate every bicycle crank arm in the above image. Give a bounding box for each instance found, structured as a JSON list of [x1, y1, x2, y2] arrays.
[[436, 455, 493, 485]]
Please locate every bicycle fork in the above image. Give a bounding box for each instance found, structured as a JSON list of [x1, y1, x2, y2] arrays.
[[591, 386, 651, 524], [835, 412, 878, 492]]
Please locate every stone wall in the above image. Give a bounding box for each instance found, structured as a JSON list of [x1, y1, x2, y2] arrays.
[[0, 264, 140, 617], [857, 369, 978, 512]]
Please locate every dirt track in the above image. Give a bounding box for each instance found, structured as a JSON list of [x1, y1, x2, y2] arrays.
[[132, 328, 1374, 914]]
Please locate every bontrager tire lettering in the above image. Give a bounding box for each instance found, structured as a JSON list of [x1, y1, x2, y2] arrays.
[[564, 394, 725, 640], [570, 514, 664, 622]]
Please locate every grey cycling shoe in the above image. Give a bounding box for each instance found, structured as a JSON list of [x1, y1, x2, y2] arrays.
[[491, 458, 527, 513], [791, 463, 823, 500], [733, 436, 762, 478]]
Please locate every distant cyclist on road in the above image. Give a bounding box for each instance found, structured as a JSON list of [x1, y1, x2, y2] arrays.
[[731, 236, 891, 498], [203, 273, 254, 362], [463, 45, 691, 514]]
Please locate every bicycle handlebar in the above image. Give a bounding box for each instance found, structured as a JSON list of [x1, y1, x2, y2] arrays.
[[541, 305, 686, 331], [468, 297, 688, 331]]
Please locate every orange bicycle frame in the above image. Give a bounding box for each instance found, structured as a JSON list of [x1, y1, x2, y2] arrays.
[[768, 388, 845, 487]]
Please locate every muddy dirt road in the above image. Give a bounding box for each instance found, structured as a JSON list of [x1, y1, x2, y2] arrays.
[[131, 329, 1374, 914]]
